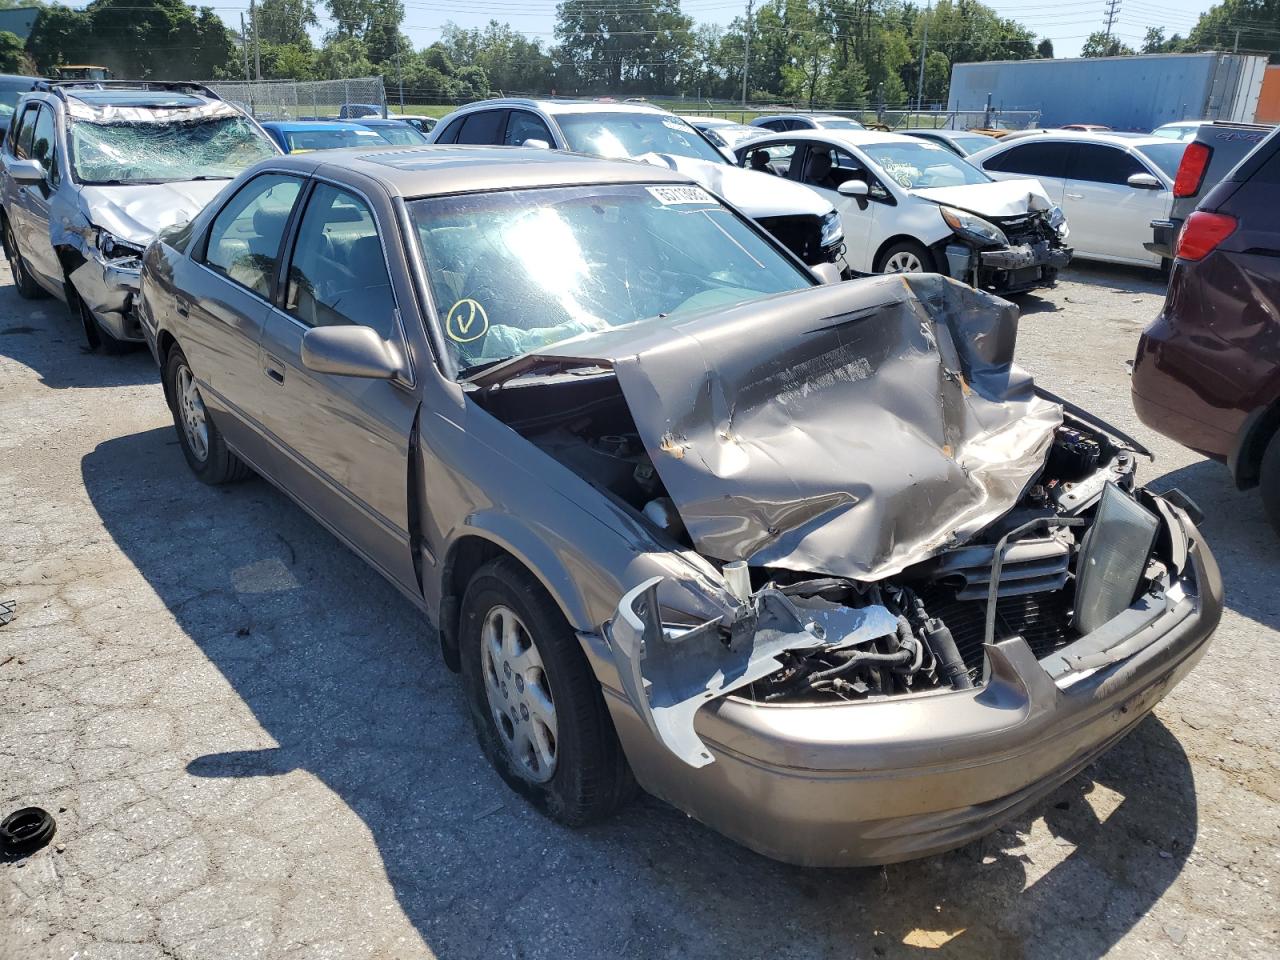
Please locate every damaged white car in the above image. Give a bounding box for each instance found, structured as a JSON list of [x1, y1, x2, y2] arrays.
[[139, 148, 1221, 867], [1, 81, 278, 350]]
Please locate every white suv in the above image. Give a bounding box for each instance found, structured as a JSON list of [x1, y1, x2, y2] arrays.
[[429, 98, 847, 281]]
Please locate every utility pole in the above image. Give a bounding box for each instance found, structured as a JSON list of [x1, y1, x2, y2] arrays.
[[396, 41, 405, 114], [249, 0, 261, 81], [741, 0, 754, 109], [240, 13, 250, 82], [1103, 0, 1121, 43], [916, 2, 931, 113]]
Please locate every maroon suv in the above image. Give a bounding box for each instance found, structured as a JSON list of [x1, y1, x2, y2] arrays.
[[1132, 126, 1280, 531]]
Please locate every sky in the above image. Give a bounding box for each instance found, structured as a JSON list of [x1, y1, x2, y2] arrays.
[[179, 0, 1224, 70]]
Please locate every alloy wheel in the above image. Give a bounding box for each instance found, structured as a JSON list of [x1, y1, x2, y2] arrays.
[[883, 250, 925, 273], [481, 604, 558, 782], [176, 364, 209, 462]]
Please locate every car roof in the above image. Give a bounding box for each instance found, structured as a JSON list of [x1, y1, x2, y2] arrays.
[[983, 130, 1171, 149], [455, 97, 672, 117], [907, 129, 992, 140], [67, 90, 209, 109], [269, 145, 696, 199], [746, 128, 927, 149], [353, 117, 411, 126], [262, 120, 370, 132]]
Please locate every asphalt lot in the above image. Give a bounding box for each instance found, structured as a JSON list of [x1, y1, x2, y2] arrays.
[[1, 260, 1277, 960]]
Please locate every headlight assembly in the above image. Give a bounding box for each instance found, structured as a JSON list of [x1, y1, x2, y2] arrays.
[[95, 229, 145, 262], [1047, 204, 1070, 241], [940, 206, 1008, 247], [820, 210, 844, 247]]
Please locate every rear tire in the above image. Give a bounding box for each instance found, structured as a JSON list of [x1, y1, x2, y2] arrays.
[[1259, 429, 1280, 536], [3, 217, 48, 300], [163, 346, 251, 485], [875, 239, 934, 275], [459, 556, 633, 825]]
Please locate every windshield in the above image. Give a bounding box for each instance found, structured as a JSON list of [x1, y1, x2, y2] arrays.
[[282, 127, 385, 153], [861, 141, 991, 189], [557, 112, 726, 164], [1136, 142, 1188, 178], [950, 135, 997, 155], [409, 184, 814, 376], [70, 115, 276, 184], [368, 124, 428, 146]]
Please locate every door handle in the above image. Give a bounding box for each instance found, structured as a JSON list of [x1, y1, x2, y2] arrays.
[[264, 355, 286, 384], [175, 297, 190, 318]]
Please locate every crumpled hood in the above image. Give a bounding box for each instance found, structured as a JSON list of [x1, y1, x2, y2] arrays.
[[77, 181, 230, 246], [478, 274, 1063, 581], [911, 178, 1053, 218], [640, 153, 834, 219]]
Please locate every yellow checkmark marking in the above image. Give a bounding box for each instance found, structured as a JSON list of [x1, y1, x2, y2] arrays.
[[446, 298, 489, 343]]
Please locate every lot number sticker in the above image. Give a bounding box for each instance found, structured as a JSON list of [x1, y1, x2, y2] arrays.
[[647, 185, 715, 206]]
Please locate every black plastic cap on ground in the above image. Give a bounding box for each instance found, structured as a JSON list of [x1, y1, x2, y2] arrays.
[[1, 807, 57, 856]]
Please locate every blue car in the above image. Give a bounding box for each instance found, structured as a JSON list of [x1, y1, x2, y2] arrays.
[[350, 117, 430, 146], [260, 120, 390, 154]]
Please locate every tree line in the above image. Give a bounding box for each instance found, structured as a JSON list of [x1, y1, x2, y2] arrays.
[[6, 0, 1278, 106]]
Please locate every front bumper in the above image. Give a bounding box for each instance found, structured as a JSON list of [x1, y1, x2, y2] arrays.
[[944, 240, 1072, 295], [594, 510, 1221, 867], [69, 254, 144, 342]]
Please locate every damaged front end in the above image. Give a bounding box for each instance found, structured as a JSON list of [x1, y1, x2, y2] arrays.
[[68, 229, 146, 341], [938, 204, 1072, 296]]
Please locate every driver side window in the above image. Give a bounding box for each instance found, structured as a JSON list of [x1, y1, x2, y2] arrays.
[[285, 183, 398, 341]]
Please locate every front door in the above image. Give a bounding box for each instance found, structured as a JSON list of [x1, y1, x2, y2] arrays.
[[793, 143, 882, 272], [10, 104, 61, 290], [256, 180, 421, 592], [1062, 143, 1166, 264]]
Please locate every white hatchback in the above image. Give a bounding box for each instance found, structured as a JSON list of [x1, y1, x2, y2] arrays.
[[737, 129, 1072, 296]]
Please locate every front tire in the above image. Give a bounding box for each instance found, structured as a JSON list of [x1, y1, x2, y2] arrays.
[[1259, 429, 1280, 536], [73, 290, 127, 353], [459, 557, 633, 825], [875, 239, 934, 275], [163, 347, 251, 485]]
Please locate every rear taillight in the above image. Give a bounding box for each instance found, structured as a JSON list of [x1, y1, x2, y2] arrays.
[[1175, 211, 1237, 261], [1173, 142, 1211, 198]]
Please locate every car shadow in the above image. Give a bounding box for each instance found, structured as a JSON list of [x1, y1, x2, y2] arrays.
[[0, 280, 156, 389], [1061, 261, 1168, 296], [82, 426, 1201, 960], [1147, 457, 1278, 630]]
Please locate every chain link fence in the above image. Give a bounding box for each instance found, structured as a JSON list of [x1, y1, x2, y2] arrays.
[[674, 102, 1041, 132], [204, 78, 387, 121]]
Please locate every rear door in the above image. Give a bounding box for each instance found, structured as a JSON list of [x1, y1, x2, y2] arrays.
[[178, 171, 305, 458], [1063, 143, 1165, 264], [255, 179, 421, 592], [978, 140, 1070, 204]]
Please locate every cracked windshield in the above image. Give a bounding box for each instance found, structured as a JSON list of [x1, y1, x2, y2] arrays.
[[861, 141, 992, 189], [70, 116, 277, 184], [409, 184, 813, 375]]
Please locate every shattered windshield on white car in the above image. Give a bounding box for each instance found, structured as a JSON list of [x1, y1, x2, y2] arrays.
[[70, 116, 277, 185], [860, 141, 992, 189], [557, 112, 728, 165], [409, 183, 814, 376]]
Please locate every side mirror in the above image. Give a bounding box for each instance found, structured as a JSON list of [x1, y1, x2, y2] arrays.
[[6, 158, 46, 185], [1127, 172, 1163, 190], [522, 138, 551, 150], [301, 325, 403, 380], [838, 180, 870, 197]]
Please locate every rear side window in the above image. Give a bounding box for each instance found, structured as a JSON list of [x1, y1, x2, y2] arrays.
[[983, 142, 1070, 179], [1067, 143, 1146, 185], [456, 110, 507, 145], [285, 183, 397, 340], [504, 110, 553, 147], [203, 173, 303, 298]]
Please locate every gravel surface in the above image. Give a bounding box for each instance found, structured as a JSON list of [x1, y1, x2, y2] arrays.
[[2, 261, 1277, 960]]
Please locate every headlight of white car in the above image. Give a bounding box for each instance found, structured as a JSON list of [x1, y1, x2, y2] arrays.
[[95, 229, 145, 262], [940, 206, 1008, 247], [1047, 204, 1070, 240], [820, 210, 844, 248]]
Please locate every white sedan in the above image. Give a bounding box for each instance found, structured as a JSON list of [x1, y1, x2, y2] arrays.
[[969, 132, 1186, 269], [736, 129, 1072, 296]]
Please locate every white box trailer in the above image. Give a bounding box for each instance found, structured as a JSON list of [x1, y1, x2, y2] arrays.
[[947, 52, 1268, 130]]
